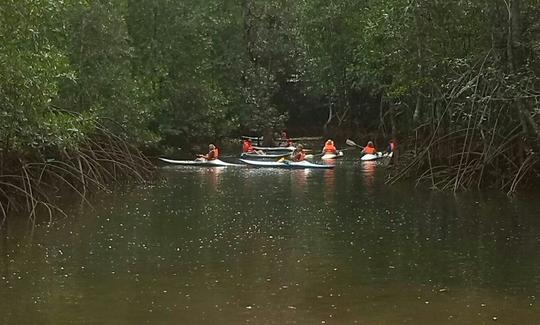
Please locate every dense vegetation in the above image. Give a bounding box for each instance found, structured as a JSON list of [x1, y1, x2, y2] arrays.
[[1, 0, 539, 221]]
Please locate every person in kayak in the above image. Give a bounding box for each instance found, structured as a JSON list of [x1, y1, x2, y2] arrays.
[[279, 131, 293, 147], [322, 139, 337, 154], [386, 139, 397, 153], [242, 139, 264, 155], [198, 144, 219, 160], [242, 139, 257, 153], [362, 141, 377, 155], [291, 144, 306, 162]]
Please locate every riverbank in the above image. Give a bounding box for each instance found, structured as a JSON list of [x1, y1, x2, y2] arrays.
[[0, 128, 153, 230], [3, 129, 538, 230]]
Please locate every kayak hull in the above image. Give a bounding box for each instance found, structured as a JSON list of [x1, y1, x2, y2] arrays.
[[159, 157, 242, 167], [240, 159, 334, 169], [360, 152, 393, 161], [240, 152, 291, 159], [252, 146, 295, 152]]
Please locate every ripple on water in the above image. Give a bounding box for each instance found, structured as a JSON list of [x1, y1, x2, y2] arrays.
[[2, 162, 540, 324]]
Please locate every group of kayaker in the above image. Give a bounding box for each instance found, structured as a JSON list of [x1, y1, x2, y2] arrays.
[[321, 139, 395, 160], [357, 140, 397, 155], [199, 138, 397, 162]]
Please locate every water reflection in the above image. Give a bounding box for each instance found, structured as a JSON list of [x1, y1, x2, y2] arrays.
[[198, 166, 225, 190], [291, 168, 310, 194], [323, 169, 335, 202], [360, 161, 377, 189], [2, 162, 540, 324]]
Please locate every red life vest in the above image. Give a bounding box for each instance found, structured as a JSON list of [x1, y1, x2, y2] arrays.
[[242, 141, 252, 153], [363, 146, 376, 155], [323, 144, 337, 153]]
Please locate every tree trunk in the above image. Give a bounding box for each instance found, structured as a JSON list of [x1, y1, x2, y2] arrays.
[[379, 92, 387, 138], [413, 4, 424, 127], [506, 0, 540, 149], [389, 102, 397, 139], [242, 0, 255, 63], [413, 94, 422, 125], [323, 104, 333, 134]]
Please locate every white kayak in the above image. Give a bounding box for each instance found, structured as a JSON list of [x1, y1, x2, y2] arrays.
[[159, 157, 242, 167], [240, 152, 291, 159], [252, 146, 295, 152], [360, 152, 393, 161], [239, 159, 334, 169], [321, 151, 344, 160]]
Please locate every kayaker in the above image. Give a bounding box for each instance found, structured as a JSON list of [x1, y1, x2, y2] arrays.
[[291, 144, 306, 162], [279, 131, 292, 147], [322, 139, 337, 154], [242, 139, 264, 155], [386, 139, 397, 153], [199, 144, 219, 160], [362, 141, 377, 155], [242, 139, 253, 153]]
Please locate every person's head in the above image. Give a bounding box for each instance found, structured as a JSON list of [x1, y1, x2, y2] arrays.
[[281, 131, 287, 138], [209, 144, 215, 150], [367, 141, 374, 147], [296, 144, 304, 151], [325, 139, 333, 145]]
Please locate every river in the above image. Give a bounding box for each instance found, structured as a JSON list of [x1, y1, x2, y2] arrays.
[[1, 158, 540, 324]]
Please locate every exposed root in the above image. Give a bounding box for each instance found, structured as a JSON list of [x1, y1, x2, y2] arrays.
[[0, 129, 153, 227], [387, 51, 539, 193]]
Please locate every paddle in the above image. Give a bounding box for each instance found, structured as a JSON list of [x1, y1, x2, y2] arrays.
[[346, 139, 364, 149]]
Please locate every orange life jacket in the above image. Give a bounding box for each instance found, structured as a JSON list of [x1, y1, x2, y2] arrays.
[[363, 146, 377, 155], [242, 141, 252, 153], [323, 144, 337, 153]]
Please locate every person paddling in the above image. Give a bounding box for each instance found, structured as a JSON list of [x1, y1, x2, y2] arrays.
[[291, 144, 306, 162], [362, 141, 377, 155], [242, 139, 264, 155], [322, 139, 337, 154], [198, 144, 219, 160]]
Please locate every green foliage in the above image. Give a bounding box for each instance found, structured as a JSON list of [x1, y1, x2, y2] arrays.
[[1, 0, 539, 156], [0, 0, 73, 151]]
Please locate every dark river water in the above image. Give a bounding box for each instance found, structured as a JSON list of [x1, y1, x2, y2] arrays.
[[2, 158, 540, 324]]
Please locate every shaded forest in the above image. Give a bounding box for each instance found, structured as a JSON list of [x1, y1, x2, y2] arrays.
[[1, 0, 539, 219]]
